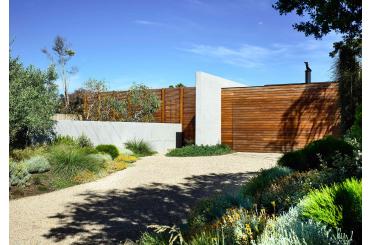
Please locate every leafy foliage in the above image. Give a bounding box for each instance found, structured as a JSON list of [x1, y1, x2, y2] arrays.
[[53, 135, 77, 146], [83, 79, 128, 121], [333, 45, 362, 133], [126, 83, 161, 122], [260, 170, 343, 213], [300, 178, 361, 243], [76, 134, 93, 148], [24, 155, 51, 174], [273, 0, 362, 132], [187, 192, 252, 233], [10, 145, 48, 161], [9, 161, 31, 187], [278, 136, 354, 171], [272, 0, 361, 56], [9, 55, 59, 149], [166, 144, 231, 157], [241, 166, 292, 198], [95, 144, 119, 159], [125, 139, 155, 156], [216, 207, 271, 244], [255, 207, 352, 245], [344, 104, 362, 150], [42, 35, 77, 109]]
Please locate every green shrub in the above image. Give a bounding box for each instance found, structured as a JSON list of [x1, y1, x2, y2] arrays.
[[260, 170, 344, 213], [24, 155, 51, 173], [217, 207, 270, 244], [53, 135, 77, 146], [94, 153, 113, 162], [328, 152, 362, 179], [138, 232, 167, 245], [241, 166, 292, 199], [344, 104, 362, 149], [9, 55, 58, 149], [166, 144, 231, 157], [48, 145, 106, 179], [189, 231, 222, 245], [125, 139, 155, 156], [300, 178, 362, 243], [278, 136, 354, 171], [10, 145, 48, 161], [76, 134, 93, 148], [95, 144, 119, 159], [79, 146, 99, 155], [9, 161, 31, 186], [255, 207, 352, 245], [187, 193, 252, 233], [277, 150, 308, 171]]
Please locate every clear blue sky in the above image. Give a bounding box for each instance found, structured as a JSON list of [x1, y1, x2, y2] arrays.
[[10, 0, 340, 92]]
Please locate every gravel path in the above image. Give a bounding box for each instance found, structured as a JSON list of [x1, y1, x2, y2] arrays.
[[10, 152, 281, 245]]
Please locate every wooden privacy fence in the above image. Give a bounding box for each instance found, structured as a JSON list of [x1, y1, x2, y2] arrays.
[[221, 82, 341, 153], [83, 87, 196, 144]]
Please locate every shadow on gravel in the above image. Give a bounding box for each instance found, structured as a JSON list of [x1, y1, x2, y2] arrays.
[[43, 171, 258, 244]]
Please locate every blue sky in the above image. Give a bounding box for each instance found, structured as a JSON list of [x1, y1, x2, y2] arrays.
[[10, 0, 340, 92]]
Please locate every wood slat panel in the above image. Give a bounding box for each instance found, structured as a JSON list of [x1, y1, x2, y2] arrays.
[[83, 87, 197, 144], [221, 82, 341, 153]]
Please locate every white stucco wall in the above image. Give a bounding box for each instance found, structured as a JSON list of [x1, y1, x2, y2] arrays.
[[54, 120, 182, 153], [195, 72, 247, 145]]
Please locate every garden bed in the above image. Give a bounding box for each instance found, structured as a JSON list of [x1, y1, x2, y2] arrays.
[[9, 136, 139, 199]]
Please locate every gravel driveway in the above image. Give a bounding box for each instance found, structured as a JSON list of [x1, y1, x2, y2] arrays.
[[10, 152, 281, 245]]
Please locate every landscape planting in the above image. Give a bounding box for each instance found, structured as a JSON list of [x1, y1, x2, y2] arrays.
[[9, 135, 138, 199]]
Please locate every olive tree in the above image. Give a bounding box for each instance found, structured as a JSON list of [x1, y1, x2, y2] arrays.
[[81, 81, 160, 122], [9, 56, 59, 149], [83, 79, 127, 121], [126, 83, 161, 122]]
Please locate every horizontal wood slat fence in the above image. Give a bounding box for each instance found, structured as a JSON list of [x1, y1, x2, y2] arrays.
[[221, 82, 341, 153], [80, 82, 340, 151], [83, 87, 196, 144]]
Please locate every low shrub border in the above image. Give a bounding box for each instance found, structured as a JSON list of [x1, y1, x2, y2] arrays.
[[166, 144, 232, 157], [10, 141, 138, 199], [95, 144, 120, 159]]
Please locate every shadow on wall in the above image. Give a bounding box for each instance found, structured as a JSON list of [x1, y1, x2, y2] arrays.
[[43, 171, 257, 244], [267, 83, 341, 152]]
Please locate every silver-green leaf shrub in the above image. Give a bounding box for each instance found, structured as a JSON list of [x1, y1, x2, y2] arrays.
[[254, 207, 352, 245], [9, 161, 31, 187], [24, 155, 51, 174]]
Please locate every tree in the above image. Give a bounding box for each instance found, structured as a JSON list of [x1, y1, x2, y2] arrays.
[[169, 83, 185, 88], [9, 55, 59, 149], [42, 36, 77, 108], [82, 79, 127, 121], [126, 83, 161, 122], [273, 0, 362, 132], [333, 45, 362, 132], [272, 0, 361, 56]]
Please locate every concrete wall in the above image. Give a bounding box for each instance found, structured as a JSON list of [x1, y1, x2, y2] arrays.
[[54, 120, 182, 153], [195, 72, 247, 145]]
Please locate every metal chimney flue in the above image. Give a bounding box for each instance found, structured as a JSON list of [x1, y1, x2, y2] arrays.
[[304, 62, 311, 83]]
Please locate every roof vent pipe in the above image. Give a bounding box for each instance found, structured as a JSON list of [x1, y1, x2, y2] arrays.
[[304, 62, 311, 83]]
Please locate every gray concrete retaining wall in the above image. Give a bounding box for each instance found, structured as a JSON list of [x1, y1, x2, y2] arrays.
[[54, 120, 182, 153]]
